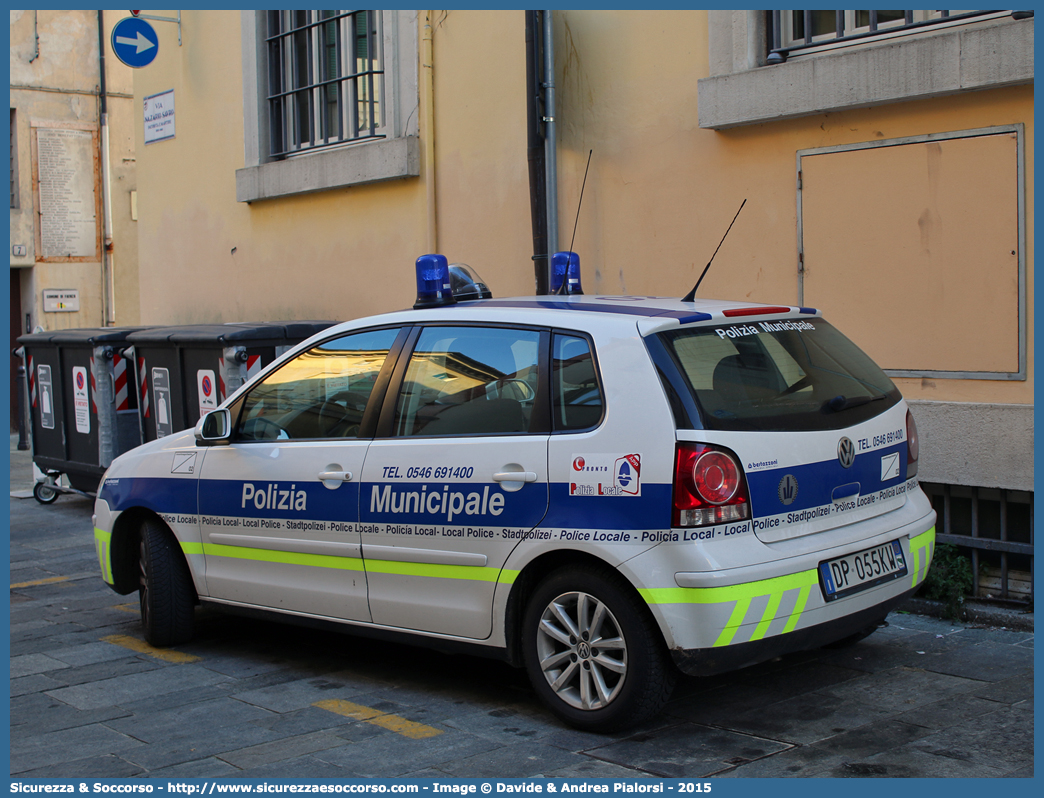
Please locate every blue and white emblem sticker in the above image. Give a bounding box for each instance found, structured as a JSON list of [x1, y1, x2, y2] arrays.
[[570, 454, 641, 496], [778, 474, 798, 505]]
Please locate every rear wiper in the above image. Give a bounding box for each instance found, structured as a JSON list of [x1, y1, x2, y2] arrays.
[[822, 393, 885, 413]]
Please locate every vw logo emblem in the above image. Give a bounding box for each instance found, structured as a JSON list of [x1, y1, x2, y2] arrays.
[[577, 641, 591, 659], [838, 437, 856, 469]]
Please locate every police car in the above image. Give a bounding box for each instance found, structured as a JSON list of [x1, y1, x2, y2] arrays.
[[93, 254, 936, 731]]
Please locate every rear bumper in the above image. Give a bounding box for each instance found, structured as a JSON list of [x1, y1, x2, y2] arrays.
[[669, 585, 914, 677], [622, 501, 935, 655]]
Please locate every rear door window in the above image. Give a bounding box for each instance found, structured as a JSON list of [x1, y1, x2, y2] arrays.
[[393, 326, 543, 437], [658, 319, 900, 431]]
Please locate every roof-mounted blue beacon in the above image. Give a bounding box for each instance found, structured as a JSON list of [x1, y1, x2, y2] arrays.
[[413, 254, 456, 309], [551, 251, 584, 295]]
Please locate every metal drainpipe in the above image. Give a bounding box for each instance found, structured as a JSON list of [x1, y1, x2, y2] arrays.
[[525, 11, 548, 295], [97, 10, 116, 326], [30, 10, 39, 62], [542, 9, 558, 290], [422, 12, 437, 255]]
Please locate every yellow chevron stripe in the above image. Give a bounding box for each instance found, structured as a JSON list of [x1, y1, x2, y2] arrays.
[[909, 526, 936, 587]]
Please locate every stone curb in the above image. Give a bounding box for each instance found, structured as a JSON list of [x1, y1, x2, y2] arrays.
[[901, 596, 1034, 632]]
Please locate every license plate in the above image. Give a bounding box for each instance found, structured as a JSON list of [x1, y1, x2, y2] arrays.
[[819, 539, 907, 601]]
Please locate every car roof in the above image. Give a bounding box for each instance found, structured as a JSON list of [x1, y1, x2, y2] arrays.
[[322, 295, 822, 339]]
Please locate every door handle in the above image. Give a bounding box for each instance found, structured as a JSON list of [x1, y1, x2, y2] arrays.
[[492, 471, 537, 483], [318, 470, 353, 482]]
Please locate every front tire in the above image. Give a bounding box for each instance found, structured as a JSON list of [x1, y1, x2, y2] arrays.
[[139, 518, 196, 647], [522, 566, 677, 731]]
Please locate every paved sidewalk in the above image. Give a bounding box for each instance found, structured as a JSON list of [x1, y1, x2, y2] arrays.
[[8, 436, 1035, 778]]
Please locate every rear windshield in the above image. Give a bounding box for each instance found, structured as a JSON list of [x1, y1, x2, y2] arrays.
[[657, 318, 901, 431]]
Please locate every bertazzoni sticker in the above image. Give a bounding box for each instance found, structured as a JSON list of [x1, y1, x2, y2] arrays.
[[569, 454, 641, 496]]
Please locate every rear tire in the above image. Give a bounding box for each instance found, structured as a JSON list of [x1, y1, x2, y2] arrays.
[[139, 518, 196, 647], [522, 565, 677, 732]]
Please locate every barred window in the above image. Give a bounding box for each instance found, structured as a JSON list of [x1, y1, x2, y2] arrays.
[[266, 10, 383, 159], [768, 10, 1002, 62]]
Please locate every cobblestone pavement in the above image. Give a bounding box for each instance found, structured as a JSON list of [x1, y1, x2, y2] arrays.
[[9, 438, 1034, 778]]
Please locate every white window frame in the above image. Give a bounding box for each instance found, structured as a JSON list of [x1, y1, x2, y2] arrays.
[[699, 11, 1033, 129], [776, 9, 1003, 58], [781, 10, 917, 48], [237, 9, 419, 203]]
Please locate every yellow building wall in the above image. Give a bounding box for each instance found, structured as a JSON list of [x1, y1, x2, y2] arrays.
[[132, 11, 428, 327], [131, 10, 1032, 410], [433, 10, 534, 297]]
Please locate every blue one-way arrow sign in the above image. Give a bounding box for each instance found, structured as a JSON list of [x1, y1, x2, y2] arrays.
[[111, 17, 158, 68]]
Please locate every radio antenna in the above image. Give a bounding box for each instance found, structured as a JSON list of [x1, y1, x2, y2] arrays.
[[558, 149, 593, 294], [682, 198, 746, 302]]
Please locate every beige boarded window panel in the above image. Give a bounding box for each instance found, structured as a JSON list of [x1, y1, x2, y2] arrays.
[[801, 132, 1019, 375]]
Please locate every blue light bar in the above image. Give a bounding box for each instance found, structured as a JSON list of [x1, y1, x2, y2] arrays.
[[413, 254, 456, 309], [551, 251, 583, 295]]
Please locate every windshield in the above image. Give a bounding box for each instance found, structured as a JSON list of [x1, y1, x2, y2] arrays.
[[657, 318, 901, 431]]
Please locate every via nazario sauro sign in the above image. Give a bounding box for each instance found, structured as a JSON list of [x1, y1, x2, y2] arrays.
[[143, 89, 175, 145]]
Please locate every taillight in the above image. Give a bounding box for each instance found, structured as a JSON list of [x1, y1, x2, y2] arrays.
[[673, 442, 750, 527], [906, 410, 919, 478]]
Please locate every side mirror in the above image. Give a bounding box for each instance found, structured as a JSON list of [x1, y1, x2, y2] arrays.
[[194, 408, 231, 445]]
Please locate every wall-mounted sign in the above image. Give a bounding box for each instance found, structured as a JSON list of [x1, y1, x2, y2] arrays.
[[35, 128, 98, 259], [144, 89, 175, 145], [111, 16, 159, 68], [43, 289, 80, 312]]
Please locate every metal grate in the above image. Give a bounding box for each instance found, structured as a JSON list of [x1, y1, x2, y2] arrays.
[[766, 10, 1005, 64], [921, 481, 1034, 605], [266, 10, 383, 159]]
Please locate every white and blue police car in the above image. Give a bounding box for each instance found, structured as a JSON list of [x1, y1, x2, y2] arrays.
[[93, 253, 936, 731]]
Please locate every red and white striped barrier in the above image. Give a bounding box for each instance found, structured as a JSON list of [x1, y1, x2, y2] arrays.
[[137, 357, 150, 418], [113, 353, 130, 411]]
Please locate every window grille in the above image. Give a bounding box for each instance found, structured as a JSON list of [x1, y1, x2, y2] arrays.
[[266, 10, 383, 159], [921, 482, 1034, 605], [766, 10, 1004, 64]]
